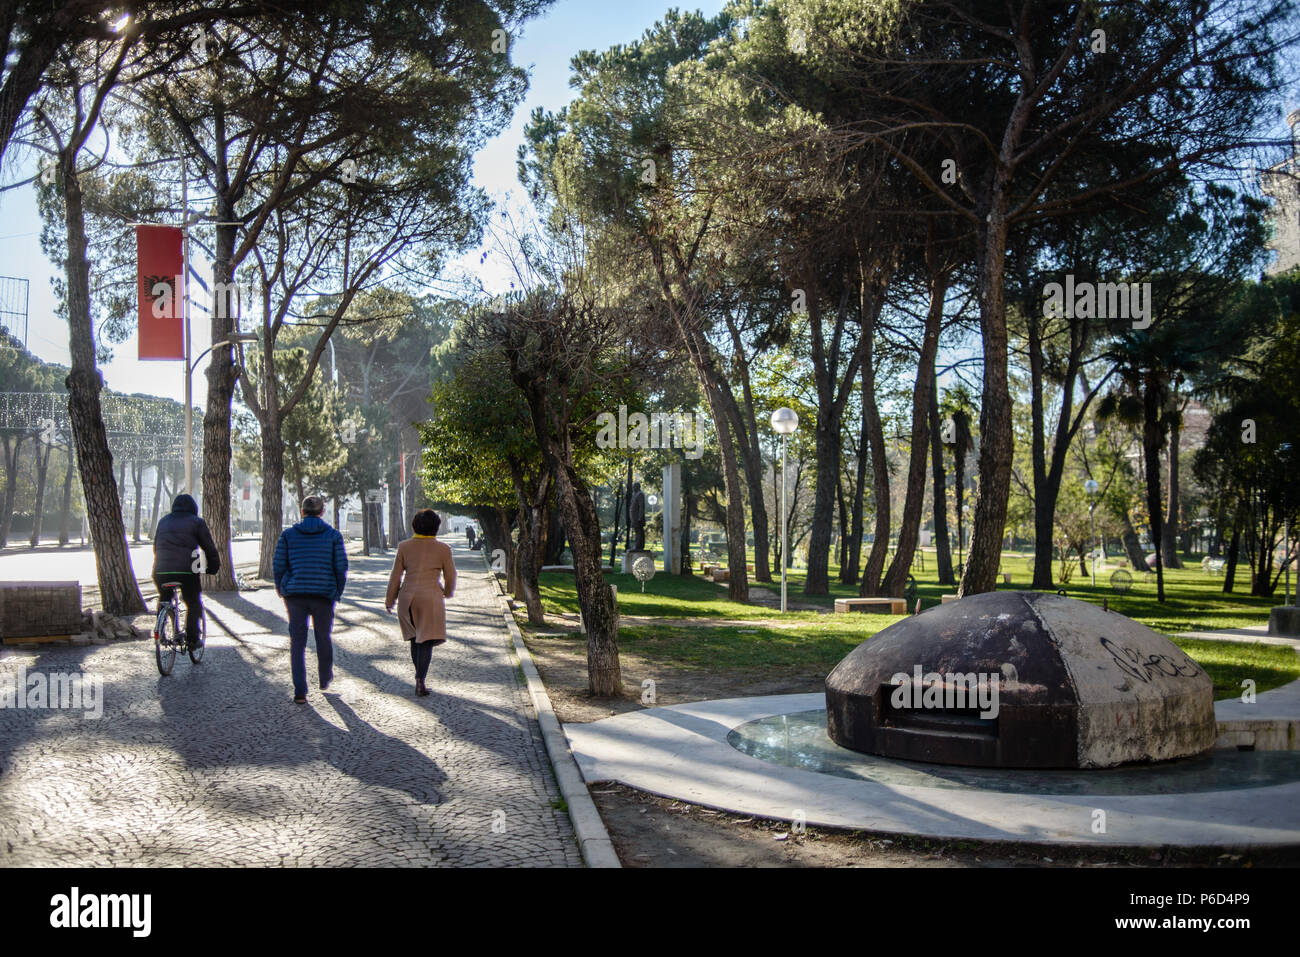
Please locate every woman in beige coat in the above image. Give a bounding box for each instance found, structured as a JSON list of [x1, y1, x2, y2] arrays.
[[385, 509, 457, 696]]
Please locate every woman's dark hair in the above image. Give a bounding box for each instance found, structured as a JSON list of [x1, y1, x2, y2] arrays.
[[412, 509, 441, 536]]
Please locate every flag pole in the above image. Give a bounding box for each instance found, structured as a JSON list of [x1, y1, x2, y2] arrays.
[[182, 158, 193, 495]]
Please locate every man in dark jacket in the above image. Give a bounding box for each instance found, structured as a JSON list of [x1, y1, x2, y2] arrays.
[[273, 495, 348, 703], [152, 493, 221, 650]]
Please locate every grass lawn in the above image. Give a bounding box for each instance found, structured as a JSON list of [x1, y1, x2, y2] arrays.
[[524, 551, 1300, 700]]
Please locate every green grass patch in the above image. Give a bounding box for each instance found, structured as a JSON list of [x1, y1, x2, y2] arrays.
[[1171, 638, 1300, 699], [616, 620, 890, 670], [538, 569, 822, 621], [534, 552, 1299, 701]]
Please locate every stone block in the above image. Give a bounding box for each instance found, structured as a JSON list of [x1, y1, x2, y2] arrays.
[[833, 597, 907, 615], [1268, 605, 1300, 637], [0, 581, 82, 642]]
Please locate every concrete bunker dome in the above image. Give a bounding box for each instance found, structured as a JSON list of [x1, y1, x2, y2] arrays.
[[825, 591, 1216, 769]]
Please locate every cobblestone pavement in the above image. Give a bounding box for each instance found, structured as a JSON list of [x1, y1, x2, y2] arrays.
[[0, 543, 581, 867]]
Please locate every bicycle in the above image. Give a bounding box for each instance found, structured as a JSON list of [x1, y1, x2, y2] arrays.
[[154, 581, 206, 676]]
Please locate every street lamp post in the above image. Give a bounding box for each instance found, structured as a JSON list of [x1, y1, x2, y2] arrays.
[[1085, 478, 1100, 589], [770, 407, 799, 612], [1280, 443, 1293, 604]]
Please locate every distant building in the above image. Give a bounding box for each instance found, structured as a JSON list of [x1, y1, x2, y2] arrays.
[[1262, 110, 1300, 276]]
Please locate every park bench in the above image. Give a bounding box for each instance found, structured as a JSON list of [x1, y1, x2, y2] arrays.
[[833, 596, 907, 615], [1202, 557, 1225, 576]]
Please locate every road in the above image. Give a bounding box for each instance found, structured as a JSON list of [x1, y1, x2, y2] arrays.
[[0, 542, 581, 867], [0, 537, 265, 589]]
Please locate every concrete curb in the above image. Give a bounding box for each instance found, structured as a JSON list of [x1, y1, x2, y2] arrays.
[[483, 554, 620, 868]]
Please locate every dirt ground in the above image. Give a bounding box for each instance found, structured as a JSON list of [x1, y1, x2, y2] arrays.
[[521, 626, 1300, 869], [522, 625, 824, 724], [590, 784, 1297, 868]]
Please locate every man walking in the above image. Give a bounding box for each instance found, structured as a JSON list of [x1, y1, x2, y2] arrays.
[[273, 495, 348, 704]]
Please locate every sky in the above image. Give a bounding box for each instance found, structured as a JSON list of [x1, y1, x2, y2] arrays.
[[0, 0, 729, 407]]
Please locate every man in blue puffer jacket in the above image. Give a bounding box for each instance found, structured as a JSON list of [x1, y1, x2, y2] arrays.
[[273, 495, 348, 703]]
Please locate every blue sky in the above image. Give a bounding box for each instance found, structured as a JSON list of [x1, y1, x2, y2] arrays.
[[0, 0, 728, 405]]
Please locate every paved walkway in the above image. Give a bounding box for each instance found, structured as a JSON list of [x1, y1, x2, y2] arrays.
[[1176, 623, 1300, 649], [0, 542, 581, 867]]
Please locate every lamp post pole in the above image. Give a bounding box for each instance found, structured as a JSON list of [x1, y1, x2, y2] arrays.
[[1085, 479, 1100, 589], [770, 407, 799, 613], [182, 159, 192, 493], [1281, 444, 1293, 605]]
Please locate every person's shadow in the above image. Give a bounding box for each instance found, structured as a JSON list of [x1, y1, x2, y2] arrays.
[[155, 603, 448, 808]]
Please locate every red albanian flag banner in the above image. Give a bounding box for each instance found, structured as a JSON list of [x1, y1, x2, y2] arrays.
[[136, 225, 185, 360]]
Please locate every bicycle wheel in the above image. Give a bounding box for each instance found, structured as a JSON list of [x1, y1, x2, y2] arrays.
[[189, 609, 206, 664], [155, 606, 177, 676]]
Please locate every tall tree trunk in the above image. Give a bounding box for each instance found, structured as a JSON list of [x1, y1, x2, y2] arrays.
[[201, 198, 240, 591], [475, 505, 514, 575], [1223, 510, 1242, 593], [802, 289, 861, 597], [0, 433, 24, 547], [954, 413, 970, 573], [62, 151, 145, 614], [258, 417, 285, 580], [738, 419, 771, 582], [1162, 416, 1183, 568], [962, 214, 1013, 596], [58, 446, 75, 546], [29, 437, 52, 547], [720, 316, 772, 582], [648, 249, 747, 600], [842, 411, 867, 585], [551, 456, 621, 696], [149, 458, 164, 536], [803, 403, 843, 596], [508, 347, 621, 694], [701, 370, 749, 601], [1027, 311, 1054, 590], [388, 470, 403, 545], [131, 459, 144, 542], [544, 503, 566, 565], [510, 464, 550, 626], [1209, 499, 1226, 557], [883, 269, 946, 597], [860, 325, 891, 597], [929, 369, 955, 585], [1253, 514, 1275, 597], [680, 465, 693, 575], [607, 476, 623, 568], [1142, 375, 1166, 602], [1119, 510, 1151, 571]]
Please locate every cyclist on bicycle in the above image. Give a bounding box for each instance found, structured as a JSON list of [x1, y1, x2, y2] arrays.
[[152, 493, 221, 650]]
